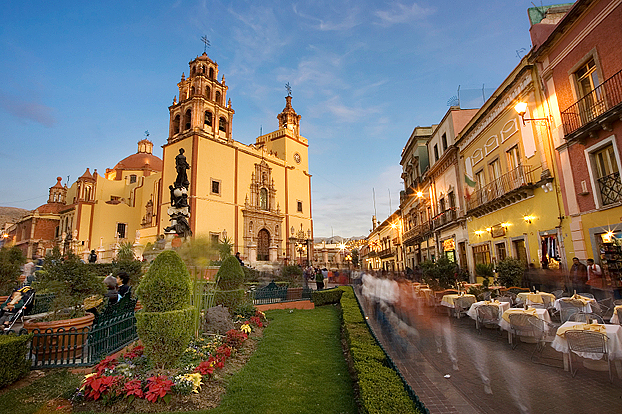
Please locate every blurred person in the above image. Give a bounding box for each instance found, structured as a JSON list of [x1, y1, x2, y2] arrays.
[[117, 271, 131, 297], [315, 267, 324, 290], [104, 275, 119, 305], [569, 257, 587, 294]]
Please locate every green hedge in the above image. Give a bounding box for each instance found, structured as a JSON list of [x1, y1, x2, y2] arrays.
[[339, 286, 421, 414], [214, 289, 246, 313], [311, 287, 344, 306], [135, 307, 194, 368], [0, 334, 32, 388]]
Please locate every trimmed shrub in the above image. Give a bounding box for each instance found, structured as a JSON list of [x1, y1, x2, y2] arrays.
[[136, 250, 193, 368], [0, 334, 32, 387], [86, 263, 115, 279], [496, 257, 524, 288], [216, 256, 244, 291], [311, 287, 344, 306], [214, 289, 245, 313], [136, 250, 191, 312], [0, 246, 25, 296], [339, 286, 421, 414], [135, 308, 194, 367]]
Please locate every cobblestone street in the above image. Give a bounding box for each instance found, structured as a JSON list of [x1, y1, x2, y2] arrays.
[[356, 289, 622, 414]]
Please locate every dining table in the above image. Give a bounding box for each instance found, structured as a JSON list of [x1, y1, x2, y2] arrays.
[[499, 307, 551, 344], [553, 295, 595, 313], [551, 321, 622, 377], [467, 300, 510, 321], [516, 291, 556, 307], [440, 293, 477, 308]]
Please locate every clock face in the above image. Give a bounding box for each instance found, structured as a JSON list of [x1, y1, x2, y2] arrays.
[[293, 152, 301, 164]]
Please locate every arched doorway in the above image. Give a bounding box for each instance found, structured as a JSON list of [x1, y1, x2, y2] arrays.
[[257, 229, 270, 261]]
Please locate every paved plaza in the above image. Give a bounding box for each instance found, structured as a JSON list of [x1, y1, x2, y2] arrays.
[[356, 289, 622, 414]]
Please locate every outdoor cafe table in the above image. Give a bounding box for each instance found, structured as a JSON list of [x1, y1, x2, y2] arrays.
[[516, 291, 556, 306], [440, 294, 476, 308], [554, 295, 595, 313], [467, 300, 510, 322], [551, 321, 622, 377], [611, 305, 622, 324], [500, 307, 551, 343]]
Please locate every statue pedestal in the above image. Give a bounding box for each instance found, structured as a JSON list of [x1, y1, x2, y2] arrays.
[[164, 233, 176, 250]]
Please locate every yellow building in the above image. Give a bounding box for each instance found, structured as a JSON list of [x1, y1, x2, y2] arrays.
[[158, 52, 312, 265], [457, 56, 572, 281]]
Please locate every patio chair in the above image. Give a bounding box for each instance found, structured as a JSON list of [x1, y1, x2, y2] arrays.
[[565, 330, 613, 383], [614, 299, 622, 306], [453, 296, 473, 319], [497, 296, 513, 307], [577, 292, 594, 299], [560, 307, 580, 323], [476, 304, 501, 335], [597, 297, 613, 321], [616, 307, 622, 326], [508, 313, 539, 349], [483, 291, 492, 301], [530, 295, 553, 310], [528, 318, 562, 366], [551, 290, 564, 299], [507, 287, 530, 296], [568, 312, 604, 324]]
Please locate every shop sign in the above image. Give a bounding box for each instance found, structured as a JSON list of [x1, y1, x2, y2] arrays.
[[443, 238, 455, 252], [491, 225, 505, 238]]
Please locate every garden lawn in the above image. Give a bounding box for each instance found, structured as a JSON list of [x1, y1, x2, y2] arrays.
[[207, 306, 357, 414]]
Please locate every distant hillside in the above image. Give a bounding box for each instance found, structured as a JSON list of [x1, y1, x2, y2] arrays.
[[313, 235, 366, 244], [0, 206, 30, 228]]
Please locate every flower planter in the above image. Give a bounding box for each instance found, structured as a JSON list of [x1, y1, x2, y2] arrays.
[[24, 313, 95, 361]]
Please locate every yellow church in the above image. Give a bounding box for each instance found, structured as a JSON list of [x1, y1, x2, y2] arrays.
[[43, 52, 313, 266]]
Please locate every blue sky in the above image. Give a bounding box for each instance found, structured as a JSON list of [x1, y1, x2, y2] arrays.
[[0, 0, 536, 238]]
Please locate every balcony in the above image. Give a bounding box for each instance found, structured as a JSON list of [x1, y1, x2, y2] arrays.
[[432, 208, 458, 230], [403, 221, 432, 245], [597, 171, 622, 206], [561, 69, 622, 138], [466, 165, 535, 217], [378, 248, 394, 259]]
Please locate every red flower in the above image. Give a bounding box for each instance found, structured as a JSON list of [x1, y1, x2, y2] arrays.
[[225, 329, 247, 348], [83, 374, 119, 401], [145, 376, 173, 403], [123, 344, 145, 360], [194, 360, 214, 376], [217, 344, 232, 358], [250, 315, 263, 327], [95, 355, 117, 374], [124, 379, 144, 399]]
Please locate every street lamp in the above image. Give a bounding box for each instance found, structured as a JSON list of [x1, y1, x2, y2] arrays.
[[514, 101, 550, 126]]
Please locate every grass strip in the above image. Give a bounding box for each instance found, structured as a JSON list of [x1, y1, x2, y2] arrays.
[[208, 306, 357, 414]]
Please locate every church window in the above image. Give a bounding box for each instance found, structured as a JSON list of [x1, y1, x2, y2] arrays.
[[219, 117, 227, 132], [209, 67, 214, 79], [211, 179, 221, 195], [173, 115, 181, 134], [190, 86, 195, 96], [210, 233, 219, 245], [84, 185, 92, 200], [184, 109, 192, 130], [204, 111, 212, 127], [191, 66, 196, 76], [215, 91, 221, 105], [205, 86, 210, 99], [201, 65, 205, 74], [116, 222, 127, 239], [129, 175, 137, 184], [297, 201, 303, 213], [260, 188, 268, 210]]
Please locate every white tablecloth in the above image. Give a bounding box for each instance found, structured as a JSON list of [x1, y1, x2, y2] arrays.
[[553, 297, 594, 313], [551, 322, 622, 360], [499, 308, 550, 332], [467, 301, 510, 321], [517, 292, 556, 306]]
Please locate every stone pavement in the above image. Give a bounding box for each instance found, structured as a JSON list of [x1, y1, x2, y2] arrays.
[[356, 290, 622, 414]]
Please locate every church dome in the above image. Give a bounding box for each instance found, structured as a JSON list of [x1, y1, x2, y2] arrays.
[[112, 139, 163, 172]]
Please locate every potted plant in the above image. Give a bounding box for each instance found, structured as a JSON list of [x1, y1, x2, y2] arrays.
[[25, 247, 104, 358]]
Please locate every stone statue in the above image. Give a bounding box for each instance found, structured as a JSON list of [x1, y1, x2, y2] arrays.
[[175, 148, 190, 189]]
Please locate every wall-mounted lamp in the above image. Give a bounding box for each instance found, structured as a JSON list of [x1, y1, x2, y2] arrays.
[[416, 191, 424, 198], [514, 101, 550, 126], [523, 215, 536, 224], [475, 230, 485, 237], [485, 227, 492, 233], [501, 222, 510, 228]]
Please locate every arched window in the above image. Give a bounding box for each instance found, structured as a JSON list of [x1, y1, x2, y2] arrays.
[[209, 67, 214, 79], [190, 86, 195, 96], [201, 65, 205, 74], [204, 111, 212, 127], [249, 221, 253, 233], [191, 66, 196, 76], [219, 117, 227, 132], [173, 114, 181, 134], [260, 188, 268, 210], [205, 86, 211, 99], [215, 91, 221, 105], [184, 109, 192, 130]]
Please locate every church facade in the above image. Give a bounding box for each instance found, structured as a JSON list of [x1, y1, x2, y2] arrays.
[[8, 52, 313, 266], [159, 53, 313, 265]]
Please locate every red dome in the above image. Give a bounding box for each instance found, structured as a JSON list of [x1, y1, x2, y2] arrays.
[[113, 153, 163, 172]]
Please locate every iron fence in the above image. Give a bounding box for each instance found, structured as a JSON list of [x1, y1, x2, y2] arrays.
[[597, 171, 622, 206]]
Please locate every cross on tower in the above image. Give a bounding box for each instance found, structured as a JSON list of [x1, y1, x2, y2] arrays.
[[201, 35, 210, 54], [285, 82, 292, 97], [144, 130, 150, 138]]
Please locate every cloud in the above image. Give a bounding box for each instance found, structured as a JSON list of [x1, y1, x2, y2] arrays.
[[374, 1, 435, 26], [292, 4, 362, 32], [0, 92, 56, 127]]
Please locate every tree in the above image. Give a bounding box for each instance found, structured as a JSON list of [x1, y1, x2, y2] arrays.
[[0, 246, 25, 296], [496, 257, 524, 288], [351, 249, 359, 268]]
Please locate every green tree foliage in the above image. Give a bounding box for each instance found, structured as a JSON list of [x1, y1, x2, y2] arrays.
[[34, 247, 104, 319], [113, 241, 143, 291], [0, 246, 25, 296], [135, 250, 194, 368], [280, 265, 303, 286], [215, 255, 244, 291], [496, 257, 524, 288], [420, 256, 458, 289], [176, 236, 218, 267], [475, 263, 495, 287], [351, 249, 359, 268]]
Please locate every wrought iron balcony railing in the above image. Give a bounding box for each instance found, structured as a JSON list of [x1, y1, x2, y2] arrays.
[[466, 165, 534, 212], [561, 69, 622, 136], [433, 208, 457, 229], [597, 171, 622, 206]]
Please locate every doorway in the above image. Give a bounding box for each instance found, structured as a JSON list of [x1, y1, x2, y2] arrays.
[[257, 229, 270, 261]]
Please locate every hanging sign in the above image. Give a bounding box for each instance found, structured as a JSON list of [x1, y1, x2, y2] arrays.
[[443, 239, 455, 252]]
